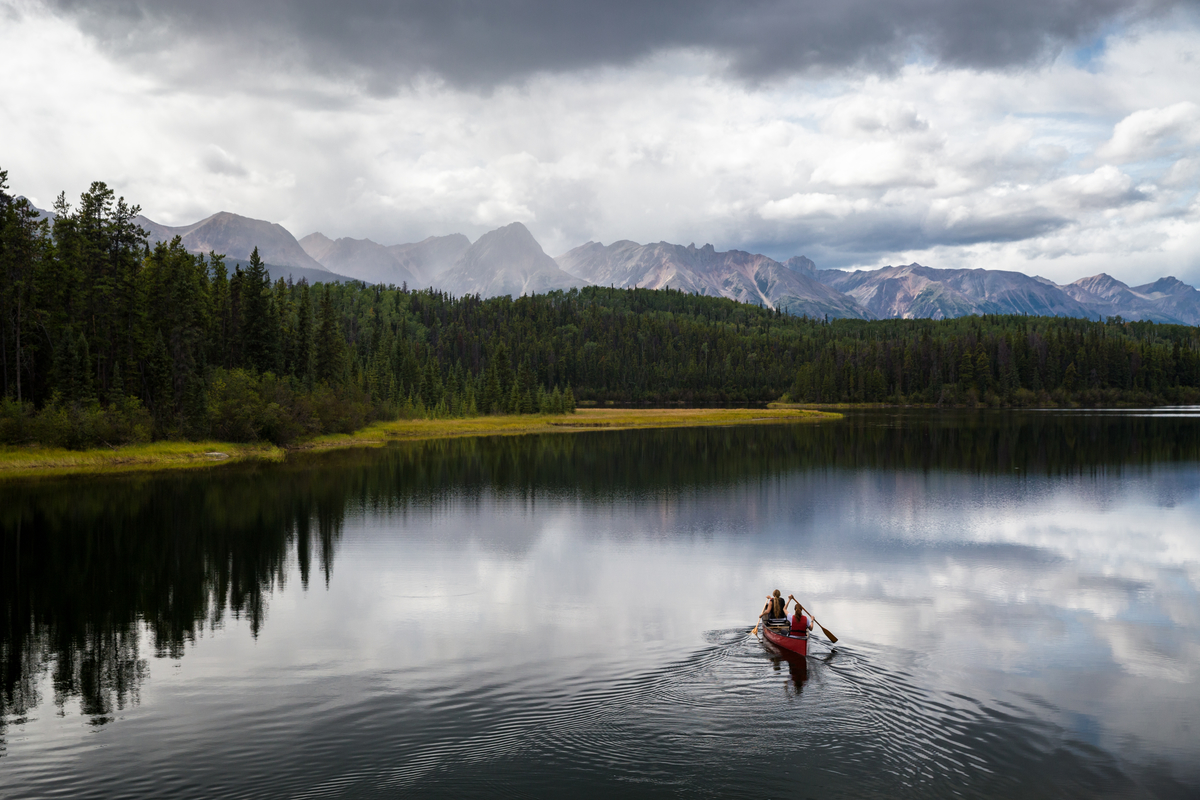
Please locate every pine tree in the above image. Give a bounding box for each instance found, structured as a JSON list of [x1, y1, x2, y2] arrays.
[[240, 247, 274, 373], [315, 284, 347, 385], [294, 280, 314, 384], [209, 253, 231, 368], [1062, 362, 1078, 392], [958, 349, 975, 390], [481, 361, 502, 414]]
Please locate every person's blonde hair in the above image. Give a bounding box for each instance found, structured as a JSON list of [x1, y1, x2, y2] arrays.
[[772, 589, 781, 597]]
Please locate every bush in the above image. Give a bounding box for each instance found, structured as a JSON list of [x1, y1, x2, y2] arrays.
[[207, 369, 264, 442], [7, 396, 154, 450], [0, 398, 34, 444], [6, 369, 394, 449]]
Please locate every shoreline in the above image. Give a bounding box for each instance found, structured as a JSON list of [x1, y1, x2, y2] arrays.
[[0, 408, 837, 481]]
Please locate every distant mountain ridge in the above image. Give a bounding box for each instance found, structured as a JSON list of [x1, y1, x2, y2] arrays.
[[298, 232, 470, 287], [439, 222, 584, 298], [1061, 273, 1200, 325], [135, 211, 328, 274], [298, 232, 420, 286], [816, 263, 1093, 320], [556, 240, 870, 319], [803, 263, 1200, 325], [105, 205, 1200, 324], [385, 235, 472, 285]]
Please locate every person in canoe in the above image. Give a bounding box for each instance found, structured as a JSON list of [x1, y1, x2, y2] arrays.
[[787, 595, 814, 636], [760, 589, 787, 622]]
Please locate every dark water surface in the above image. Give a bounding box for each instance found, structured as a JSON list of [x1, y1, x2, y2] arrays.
[[2, 410, 1199, 798]]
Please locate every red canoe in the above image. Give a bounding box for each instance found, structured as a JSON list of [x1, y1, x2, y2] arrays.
[[761, 622, 808, 656]]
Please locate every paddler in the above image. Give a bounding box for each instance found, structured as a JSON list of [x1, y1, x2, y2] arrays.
[[760, 589, 787, 622], [787, 595, 814, 635]]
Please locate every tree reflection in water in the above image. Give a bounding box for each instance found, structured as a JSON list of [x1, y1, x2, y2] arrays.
[[0, 468, 345, 730], [3, 409, 1198, 730]]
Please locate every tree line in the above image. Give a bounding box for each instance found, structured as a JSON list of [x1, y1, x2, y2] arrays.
[[4, 173, 1200, 448]]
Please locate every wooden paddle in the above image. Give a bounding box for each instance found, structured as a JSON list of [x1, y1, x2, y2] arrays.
[[791, 598, 838, 644], [750, 594, 778, 636]]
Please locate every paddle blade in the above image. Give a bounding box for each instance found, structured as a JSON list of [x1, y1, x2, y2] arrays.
[[750, 624, 758, 636], [820, 625, 838, 644]]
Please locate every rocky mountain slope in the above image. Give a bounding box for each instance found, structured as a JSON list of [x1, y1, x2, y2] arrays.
[[556, 241, 871, 319], [1062, 274, 1200, 325], [817, 264, 1093, 320], [439, 222, 585, 298], [801, 263, 1200, 324], [135, 211, 329, 274], [386, 235, 471, 285], [298, 232, 473, 287], [299, 232, 419, 286], [1131, 277, 1200, 325]]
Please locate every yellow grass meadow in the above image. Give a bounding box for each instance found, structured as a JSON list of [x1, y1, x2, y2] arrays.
[[0, 408, 837, 481]]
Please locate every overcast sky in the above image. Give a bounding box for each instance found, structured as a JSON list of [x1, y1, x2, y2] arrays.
[[2, 0, 1199, 284]]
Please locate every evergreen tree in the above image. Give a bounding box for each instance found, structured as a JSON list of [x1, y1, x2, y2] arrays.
[[294, 280, 314, 383], [315, 284, 346, 385], [481, 363, 502, 414], [240, 247, 274, 373], [0, 170, 50, 403]]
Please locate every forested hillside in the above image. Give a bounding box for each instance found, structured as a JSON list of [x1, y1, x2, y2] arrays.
[[4, 177, 1200, 449]]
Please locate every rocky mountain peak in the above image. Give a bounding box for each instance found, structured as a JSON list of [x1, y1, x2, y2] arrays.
[[1135, 276, 1191, 295], [473, 221, 541, 251], [438, 222, 583, 298], [784, 256, 817, 276]]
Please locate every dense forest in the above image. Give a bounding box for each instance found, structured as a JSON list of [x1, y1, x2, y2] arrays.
[[3, 175, 1200, 448]]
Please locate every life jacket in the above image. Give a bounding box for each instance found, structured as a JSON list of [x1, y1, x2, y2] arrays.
[[790, 614, 809, 634]]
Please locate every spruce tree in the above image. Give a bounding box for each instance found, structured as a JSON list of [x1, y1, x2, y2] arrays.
[[239, 247, 274, 373], [294, 281, 314, 384], [315, 284, 346, 385]]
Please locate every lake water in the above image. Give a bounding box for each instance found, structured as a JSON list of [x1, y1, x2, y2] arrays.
[[2, 411, 1199, 798]]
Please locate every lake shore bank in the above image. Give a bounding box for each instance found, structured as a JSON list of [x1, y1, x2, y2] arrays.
[[0, 408, 837, 480]]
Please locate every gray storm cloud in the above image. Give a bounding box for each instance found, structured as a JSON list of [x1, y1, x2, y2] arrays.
[[45, 0, 1185, 89]]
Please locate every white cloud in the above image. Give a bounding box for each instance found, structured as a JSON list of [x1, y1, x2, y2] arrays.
[[1097, 101, 1200, 163], [1045, 164, 1144, 209], [200, 145, 248, 178], [759, 193, 867, 220], [810, 141, 940, 189]]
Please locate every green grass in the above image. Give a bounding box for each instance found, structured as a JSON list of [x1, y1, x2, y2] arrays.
[[0, 440, 284, 480], [301, 408, 838, 450], [0, 408, 838, 480]]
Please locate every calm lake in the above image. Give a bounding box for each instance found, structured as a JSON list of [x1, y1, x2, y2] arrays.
[[2, 410, 1199, 798]]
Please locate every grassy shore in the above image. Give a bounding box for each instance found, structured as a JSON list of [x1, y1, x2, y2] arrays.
[[0, 408, 836, 481], [0, 440, 286, 480]]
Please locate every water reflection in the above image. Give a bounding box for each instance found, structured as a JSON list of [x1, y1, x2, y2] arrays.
[[1, 410, 1199, 797], [0, 471, 345, 730], [768, 650, 810, 695]]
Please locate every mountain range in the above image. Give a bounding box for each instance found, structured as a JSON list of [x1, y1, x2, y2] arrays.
[[96, 206, 1200, 326], [134, 211, 347, 286], [800, 262, 1200, 325], [437, 223, 583, 298], [297, 231, 471, 286], [556, 240, 868, 319]]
